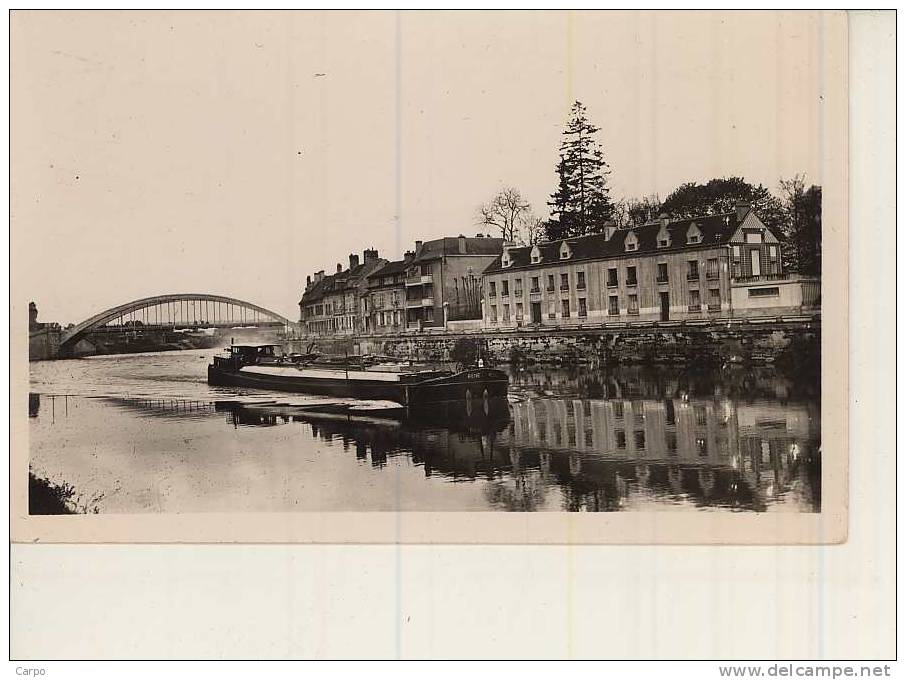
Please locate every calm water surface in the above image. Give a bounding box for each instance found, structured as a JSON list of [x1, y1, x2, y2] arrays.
[[29, 349, 820, 513]]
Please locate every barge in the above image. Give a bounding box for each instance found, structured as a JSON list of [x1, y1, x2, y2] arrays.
[[207, 344, 508, 406]]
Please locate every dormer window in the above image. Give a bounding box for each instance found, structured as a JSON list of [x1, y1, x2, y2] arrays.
[[501, 250, 512, 268], [530, 246, 542, 264], [559, 241, 572, 260], [656, 225, 671, 249], [687, 222, 702, 245], [625, 231, 639, 252]]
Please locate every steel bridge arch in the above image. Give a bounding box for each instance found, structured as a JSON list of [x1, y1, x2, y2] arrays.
[[60, 293, 293, 349]]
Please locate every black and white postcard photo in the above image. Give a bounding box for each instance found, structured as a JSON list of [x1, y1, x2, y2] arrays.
[[12, 10, 847, 545]]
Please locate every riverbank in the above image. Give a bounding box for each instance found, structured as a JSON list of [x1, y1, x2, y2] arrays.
[[289, 317, 821, 372]]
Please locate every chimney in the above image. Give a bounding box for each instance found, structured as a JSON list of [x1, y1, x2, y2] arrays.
[[659, 212, 670, 228], [306, 275, 312, 289], [736, 202, 751, 222], [458, 234, 467, 254], [414, 240, 423, 252], [404, 250, 414, 260], [476, 232, 484, 238], [349, 253, 360, 269], [336, 263, 343, 273], [603, 220, 617, 240], [363, 248, 379, 263], [314, 270, 325, 283]]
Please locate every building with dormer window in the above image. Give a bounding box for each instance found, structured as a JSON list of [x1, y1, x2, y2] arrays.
[[481, 205, 818, 328]]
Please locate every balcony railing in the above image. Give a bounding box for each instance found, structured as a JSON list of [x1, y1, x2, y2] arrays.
[[545, 285, 555, 292], [607, 281, 618, 288], [687, 273, 699, 281], [732, 272, 789, 284], [406, 274, 433, 286], [707, 303, 721, 312], [576, 282, 586, 290], [514, 290, 523, 298], [488, 292, 496, 298], [627, 308, 640, 316], [560, 284, 570, 291], [626, 278, 637, 287], [688, 304, 701, 312], [706, 271, 720, 280], [656, 275, 669, 283], [530, 287, 541, 294]]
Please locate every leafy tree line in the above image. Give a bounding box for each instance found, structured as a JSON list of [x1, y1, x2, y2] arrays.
[[476, 100, 821, 276]]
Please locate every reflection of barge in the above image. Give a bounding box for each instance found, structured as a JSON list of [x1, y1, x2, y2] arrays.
[[208, 344, 509, 406]]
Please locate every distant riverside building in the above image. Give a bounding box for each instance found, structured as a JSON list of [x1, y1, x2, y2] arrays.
[[364, 254, 413, 334], [481, 205, 818, 328], [403, 235, 504, 331], [299, 249, 386, 336]]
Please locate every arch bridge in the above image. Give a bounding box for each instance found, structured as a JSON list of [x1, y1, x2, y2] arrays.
[[60, 293, 294, 350]]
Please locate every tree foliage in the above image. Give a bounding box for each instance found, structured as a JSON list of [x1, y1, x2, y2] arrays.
[[546, 101, 613, 240], [778, 176, 821, 275], [613, 195, 662, 227], [478, 186, 544, 245]]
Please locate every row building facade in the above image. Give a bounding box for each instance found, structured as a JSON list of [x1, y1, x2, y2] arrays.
[[480, 205, 818, 328]]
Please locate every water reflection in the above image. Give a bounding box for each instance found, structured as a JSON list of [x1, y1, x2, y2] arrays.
[[28, 363, 820, 513]]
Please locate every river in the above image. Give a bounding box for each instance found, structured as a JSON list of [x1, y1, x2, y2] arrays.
[[28, 349, 820, 513]]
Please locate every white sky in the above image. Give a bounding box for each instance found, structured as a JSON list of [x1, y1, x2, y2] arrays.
[[12, 10, 828, 324]]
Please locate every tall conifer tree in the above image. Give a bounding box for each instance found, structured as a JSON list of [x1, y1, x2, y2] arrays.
[[546, 101, 613, 240]]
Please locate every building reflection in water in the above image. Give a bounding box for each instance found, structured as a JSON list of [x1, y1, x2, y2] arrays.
[[206, 366, 819, 513], [57, 365, 818, 513]]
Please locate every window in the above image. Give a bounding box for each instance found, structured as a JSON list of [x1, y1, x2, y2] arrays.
[[607, 267, 618, 287], [502, 304, 510, 321], [577, 271, 586, 290], [750, 249, 761, 276], [695, 406, 707, 427], [501, 280, 509, 297], [561, 299, 570, 318], [687, 260, 699, 280], [489, 281, 496, 298], [424, 306, 434, 322], [530, 246, 542, 264], [627, 294, 639, 315], [531, 276, 540, 293], [626, 266, 637, 286], [748, 287, 780, 298], [560, 242, 571, 259], [657, 263, 668, 283], [490, 305, 498, 322], [626, 241, 637, 252], [708, 288, 721, 311], [546, 274, 555, 292], [514, 278, 523, 297], [732, 245, 741, 258], [769, 245, 777, 260], [560, 273, 569, 290], [548, 300, 556, 319], [697, 438, 708, 457], [501, 253, 510, 268], [706, 258, 719, 279], [689, 289, 701, 312], [615, 430, 626, 449], [687, 233, 701, 244], [608, 295, 619, 316], [578, 298, 587, 317], [516, 303, 524, 320], [634, 430, 646, 449], [745, 231, 763, 244]]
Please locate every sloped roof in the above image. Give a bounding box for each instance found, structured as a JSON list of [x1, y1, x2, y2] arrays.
[[367, 257, 412, 284], [412, 236, 504, 263], [483, 211, 763, 274]]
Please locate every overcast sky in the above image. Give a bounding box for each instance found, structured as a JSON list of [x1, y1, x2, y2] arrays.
[[13, 10, 828, 324]]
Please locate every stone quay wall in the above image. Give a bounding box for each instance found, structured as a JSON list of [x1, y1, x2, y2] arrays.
[[288, 315, 821, 368]]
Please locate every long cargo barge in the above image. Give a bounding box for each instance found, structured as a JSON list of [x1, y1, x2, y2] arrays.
[[207, 345, 508, 406]]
